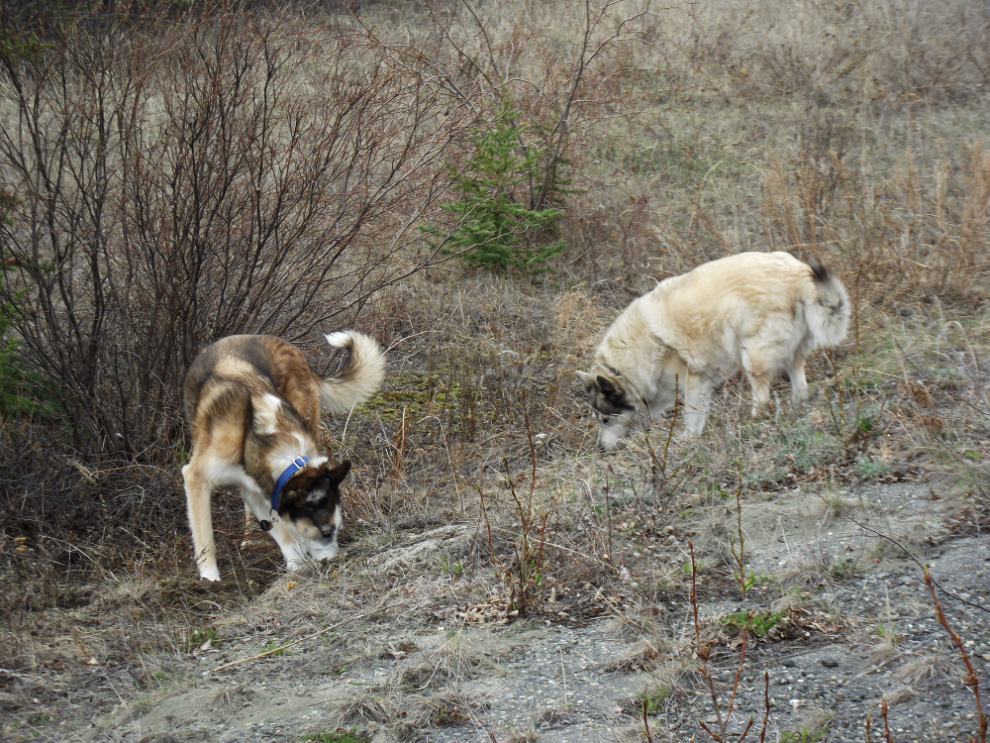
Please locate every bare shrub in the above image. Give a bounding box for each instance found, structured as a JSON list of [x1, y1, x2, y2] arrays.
[[0, 7, 459, 456], [477, 397, 561, 614]]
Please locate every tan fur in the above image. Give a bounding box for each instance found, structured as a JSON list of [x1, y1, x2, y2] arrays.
[[578, 252, 849, 449], [182, 332, 384, 580]]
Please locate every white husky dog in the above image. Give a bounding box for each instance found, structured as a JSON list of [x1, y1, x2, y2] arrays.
[[578, 252, 849, 450]]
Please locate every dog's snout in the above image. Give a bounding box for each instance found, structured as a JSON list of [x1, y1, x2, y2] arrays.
[[596, 430, 625, 452]]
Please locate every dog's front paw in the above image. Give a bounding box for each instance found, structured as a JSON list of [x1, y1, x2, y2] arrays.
[[200, 565, 222, 582]]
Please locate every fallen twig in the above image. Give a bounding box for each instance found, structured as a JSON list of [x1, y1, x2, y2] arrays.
[[642, 695, 654, 743]]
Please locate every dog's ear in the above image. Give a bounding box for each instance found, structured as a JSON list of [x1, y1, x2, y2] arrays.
[[576, 370, 597, 391], [597, 375, 619, 396], [281, 463, 347, 510], [300, 461, 349, 505], [326, 460, 351, 487], [303, 475, 330, 505], [596, 375, 627, 407]]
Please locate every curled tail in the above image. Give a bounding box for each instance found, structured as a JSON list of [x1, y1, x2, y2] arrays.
[[804, 259, 850, 348], [319, 331, 386, 413]]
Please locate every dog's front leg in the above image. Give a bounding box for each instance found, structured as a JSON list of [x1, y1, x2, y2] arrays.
[[788, 354, 809, 403], [683, 373, 713, 436], [182, 463, 222, 582], [239, 490, 307, 570], [267, 521, 309, 572]]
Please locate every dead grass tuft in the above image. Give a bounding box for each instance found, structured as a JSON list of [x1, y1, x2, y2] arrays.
[[894, 650, 957, 686]]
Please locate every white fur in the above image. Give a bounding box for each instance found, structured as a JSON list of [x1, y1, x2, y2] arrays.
[[580, 252, 850, 449], [252, 393, 283, 435], [803, 272, 850, 347], [324, 331, 352, 348], [319, 331, 386, 414]]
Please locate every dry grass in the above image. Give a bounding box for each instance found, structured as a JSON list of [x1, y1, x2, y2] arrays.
[[2, 0, 990, 740]]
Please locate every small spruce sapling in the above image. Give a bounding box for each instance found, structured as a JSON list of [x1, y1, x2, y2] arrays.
[[425, 97, 566, 272]]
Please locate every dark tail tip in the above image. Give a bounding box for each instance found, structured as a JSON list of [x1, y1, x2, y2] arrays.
[[808, 258, 829, 283]]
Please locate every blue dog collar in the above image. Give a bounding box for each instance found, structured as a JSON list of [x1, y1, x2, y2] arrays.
[[271, 456, 309, 511]]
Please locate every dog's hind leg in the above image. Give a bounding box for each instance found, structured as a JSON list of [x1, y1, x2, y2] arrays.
[[182, 462, 221, 582], [745, 371, 773, 418]]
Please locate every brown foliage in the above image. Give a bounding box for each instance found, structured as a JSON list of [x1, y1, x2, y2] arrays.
[[0, 6, 460, 456]]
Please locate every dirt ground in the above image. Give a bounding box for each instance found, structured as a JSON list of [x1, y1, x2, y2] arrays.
[[4, 474, 988, 743]]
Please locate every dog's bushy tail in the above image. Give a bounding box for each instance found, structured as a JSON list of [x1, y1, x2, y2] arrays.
[[805, 259, 851, 347], [318, 331, 386, 413]]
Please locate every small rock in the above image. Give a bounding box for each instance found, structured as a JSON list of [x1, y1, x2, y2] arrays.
[[821, 658, 839, 668]]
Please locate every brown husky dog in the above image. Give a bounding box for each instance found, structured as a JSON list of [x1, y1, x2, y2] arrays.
[[182, 331, 385, 581]]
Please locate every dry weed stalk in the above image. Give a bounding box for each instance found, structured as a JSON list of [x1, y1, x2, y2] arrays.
[[820, 294, 888, 461], [645, 376, 683, 505], [388, 407, 409, 482], [729, 461, 748, 599], [858, 564, 989, 743], [758, 671, 769, 743], [477, 394, 559, 614], [641, 694, 654, 742], [689, 539, 764, 742], [924, 568, 988, 743], [881, 697, 893, 743]]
